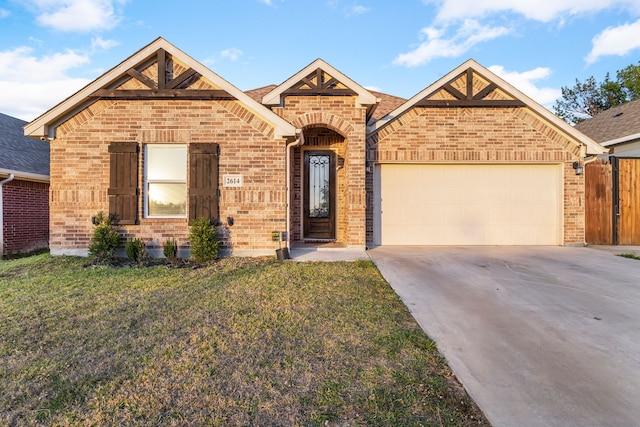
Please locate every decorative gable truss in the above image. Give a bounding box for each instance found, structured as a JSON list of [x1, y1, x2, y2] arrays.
[[282, 68, 357, 97], [415, 68, 525, 108], [25, 38, 297, 140], [262, 58, 378, 120], [90, 49, 236, 100]]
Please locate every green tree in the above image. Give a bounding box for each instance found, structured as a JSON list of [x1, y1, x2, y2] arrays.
[[617, 62, 640, 100], [554, 61, 640, 125]]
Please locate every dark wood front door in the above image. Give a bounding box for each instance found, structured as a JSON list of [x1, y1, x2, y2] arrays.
[[304, 151, 336, 240]]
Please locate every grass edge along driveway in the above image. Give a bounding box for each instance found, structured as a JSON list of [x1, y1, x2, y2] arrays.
[[0, 254, 488, 426]]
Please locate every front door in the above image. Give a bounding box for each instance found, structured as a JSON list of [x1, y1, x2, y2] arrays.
[[304, 151, 336, 240]]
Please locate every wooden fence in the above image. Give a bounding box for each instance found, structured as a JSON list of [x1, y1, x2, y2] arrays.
[[585, 157, 640, 245]]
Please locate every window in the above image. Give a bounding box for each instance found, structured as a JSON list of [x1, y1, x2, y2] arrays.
[[145, 145, 187, 217]]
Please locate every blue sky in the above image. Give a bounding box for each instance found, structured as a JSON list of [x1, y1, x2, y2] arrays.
[[1, 0, 639, 122]]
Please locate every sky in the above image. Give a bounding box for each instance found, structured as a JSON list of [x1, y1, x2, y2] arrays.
[[1, 0, 639, 122]]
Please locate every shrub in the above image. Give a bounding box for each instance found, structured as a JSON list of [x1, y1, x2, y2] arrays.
[[163, 238, 179, 263], [189, 218, 219, 263], [125, 238, 147, 265], [88, 212, 120, 265]]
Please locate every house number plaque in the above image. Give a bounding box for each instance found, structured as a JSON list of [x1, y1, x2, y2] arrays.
[[223, 174, 244, 187]]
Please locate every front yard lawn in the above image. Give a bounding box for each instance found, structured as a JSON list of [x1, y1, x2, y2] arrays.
[[0, 254, 488, 426]]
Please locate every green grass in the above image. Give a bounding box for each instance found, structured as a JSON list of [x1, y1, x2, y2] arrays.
[[0, 254, 488, 426], [618, 253, 640, 260]]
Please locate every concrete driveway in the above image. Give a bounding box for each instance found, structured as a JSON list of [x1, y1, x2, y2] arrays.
[[368, 246, 640, 427]]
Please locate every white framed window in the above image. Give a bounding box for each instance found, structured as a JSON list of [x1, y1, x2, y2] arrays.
[[144, 144, 187, 218]]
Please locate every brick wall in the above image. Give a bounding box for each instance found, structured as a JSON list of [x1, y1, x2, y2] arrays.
[[2, 179, 49, 255], [273, 96, 367, 247], [50, 99, 288, 256], [367, 106, 585, 245]]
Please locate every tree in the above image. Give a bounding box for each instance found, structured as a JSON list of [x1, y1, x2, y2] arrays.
[[553, 62, 640, 125], [617, 62, 640, 100]]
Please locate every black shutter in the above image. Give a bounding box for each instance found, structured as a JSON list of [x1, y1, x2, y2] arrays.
[[108, 142, 139, 225], [189, 143, 219, 222]]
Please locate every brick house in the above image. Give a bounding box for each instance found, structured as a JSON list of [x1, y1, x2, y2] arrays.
[[25, 38, 604, 257], [1, 112, 50, 256]]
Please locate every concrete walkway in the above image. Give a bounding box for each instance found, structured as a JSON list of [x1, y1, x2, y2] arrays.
[[368, 246, 640, 427], [288, 246, 369, 262]]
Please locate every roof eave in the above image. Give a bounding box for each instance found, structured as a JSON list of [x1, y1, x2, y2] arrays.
[[0, 168, 50, 183], [600, 132, 640, 147]]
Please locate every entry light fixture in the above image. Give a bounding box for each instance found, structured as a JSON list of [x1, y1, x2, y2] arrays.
[[573, 161, 584, 176]]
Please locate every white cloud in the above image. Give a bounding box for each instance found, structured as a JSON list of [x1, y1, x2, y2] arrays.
[[91, 36, 119, 52], [364, 85, 381, 92], [346, 5, 370, 16], [425, 0, 640, 23], [31, 0, 123, 32], [0, 46, 91, 120], [394, 19, 510, 67], [586, 19, 640, 63], [0, 8, 10, 18], [221, 48, 243, 61], [488, 65, 561, 108]]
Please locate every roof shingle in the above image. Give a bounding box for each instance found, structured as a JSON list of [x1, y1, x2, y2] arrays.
[[0, 112, 50, 177], [574, 98, 640, 144]]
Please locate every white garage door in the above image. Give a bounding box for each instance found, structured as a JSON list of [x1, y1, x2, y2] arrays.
[[375, 164, 562, 245]]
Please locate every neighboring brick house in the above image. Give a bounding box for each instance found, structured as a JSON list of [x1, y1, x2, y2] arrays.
[[0, 112, 50, 256], [25, 38, 604, 257]]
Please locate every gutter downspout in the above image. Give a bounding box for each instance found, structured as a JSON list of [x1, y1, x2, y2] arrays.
[[286, 131, 304, 251], [0, 174, 15, 257]]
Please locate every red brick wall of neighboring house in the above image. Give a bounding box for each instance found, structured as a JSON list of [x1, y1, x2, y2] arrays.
[[2, 179, 49, 255], [49, 98, 288, 256], [367, 106, 585, 245]]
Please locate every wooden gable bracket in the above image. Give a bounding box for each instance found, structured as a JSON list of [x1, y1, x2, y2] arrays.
[[282, 68, 357, 97], [90, 49, 236, 100], [416, 68, 525, 108]]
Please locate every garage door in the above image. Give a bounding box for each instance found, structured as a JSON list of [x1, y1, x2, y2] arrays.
[[375, 164, 562, 245]]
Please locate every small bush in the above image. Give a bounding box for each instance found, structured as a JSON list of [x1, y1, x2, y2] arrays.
[[163, 238, 179, 263], [125, 238, 147, 265], [88, 212, 120, 265], [189, 218, 219, 263]]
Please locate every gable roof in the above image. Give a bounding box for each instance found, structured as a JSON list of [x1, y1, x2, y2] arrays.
[[25, 37, 297, 140], [245, 84, 278, 103], [246, 84, 405, 123], [368, 90, 406, 123], [574, 98, 640, 147], [0, 112, 49, 181], [371, 59, 605, 155], [261, 58, 379, 119]]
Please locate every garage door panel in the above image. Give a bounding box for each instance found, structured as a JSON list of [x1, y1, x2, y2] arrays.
[[379, 164, 561, 245]]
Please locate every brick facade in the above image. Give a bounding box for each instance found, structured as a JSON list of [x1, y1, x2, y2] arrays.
[[27, 40, 600, 256], [50, 99, 288, 256], [2, 179, 49, 255], [367, 106, 585, 244], [273, 96, 367, 246]]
